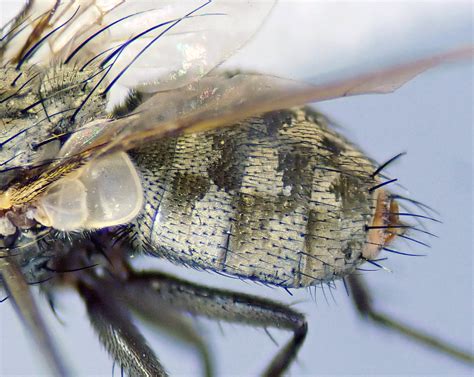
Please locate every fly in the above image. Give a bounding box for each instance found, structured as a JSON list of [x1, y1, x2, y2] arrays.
[[0, 1, 472, 376]]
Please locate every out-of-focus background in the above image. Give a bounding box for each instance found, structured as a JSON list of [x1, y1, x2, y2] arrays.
[[1, 1, 472, 376]]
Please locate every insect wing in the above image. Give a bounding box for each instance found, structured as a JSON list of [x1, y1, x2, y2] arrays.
[[114, 45, 473, 140], [10, 45, 471, 206], [1, 0, 121, 64], [1, 0, 276, 92]]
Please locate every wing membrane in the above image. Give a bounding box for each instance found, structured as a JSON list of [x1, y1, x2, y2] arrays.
[[48, 45, 474, 160], [57, 46, 474, 155], [5, 45, 472, 207], [1, 0, 275, 92]]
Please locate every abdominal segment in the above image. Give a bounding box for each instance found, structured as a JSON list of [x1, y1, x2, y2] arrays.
[[130, 108, 381, 288]]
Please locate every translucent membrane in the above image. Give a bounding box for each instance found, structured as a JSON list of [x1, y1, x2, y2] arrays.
[[35, 152, 143, 231]]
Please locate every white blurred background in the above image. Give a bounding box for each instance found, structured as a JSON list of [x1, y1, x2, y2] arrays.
[[1, 1, 472, 376]]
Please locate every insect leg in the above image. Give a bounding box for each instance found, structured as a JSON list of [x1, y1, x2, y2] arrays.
[[115, 279, 214, 377], [0, 257, 68, 377], [126, 271, 308, 377], [347, 273, 474, 364], [77, 277, 168, 377]]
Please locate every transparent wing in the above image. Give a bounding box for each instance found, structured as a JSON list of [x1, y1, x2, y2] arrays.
[[1, 0, 275, 91], [4, 45, 472, 209], [59, 46, 474, 157], [1, 0, 123, 64]]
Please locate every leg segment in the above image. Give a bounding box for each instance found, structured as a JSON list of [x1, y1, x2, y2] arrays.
[[78, 278, 168, 377], [126, 270, 308, 377], [347, 273, 473, 364], [0, 257, 68, 377]]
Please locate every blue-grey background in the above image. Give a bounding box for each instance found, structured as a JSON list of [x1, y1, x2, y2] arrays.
[[1, 1, 472, 376]]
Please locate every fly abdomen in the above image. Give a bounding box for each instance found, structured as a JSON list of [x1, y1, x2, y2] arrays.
[[131, 108, 380, 288]]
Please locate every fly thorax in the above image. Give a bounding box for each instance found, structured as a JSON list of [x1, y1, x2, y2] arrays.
[[0, 63, 145, 286], [0, 64, 108, 186], [0, 63, 109, 239]]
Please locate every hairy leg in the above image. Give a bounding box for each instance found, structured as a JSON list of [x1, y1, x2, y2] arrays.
[[125, 270, 308, 376], [78, 278, 168, 377]]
